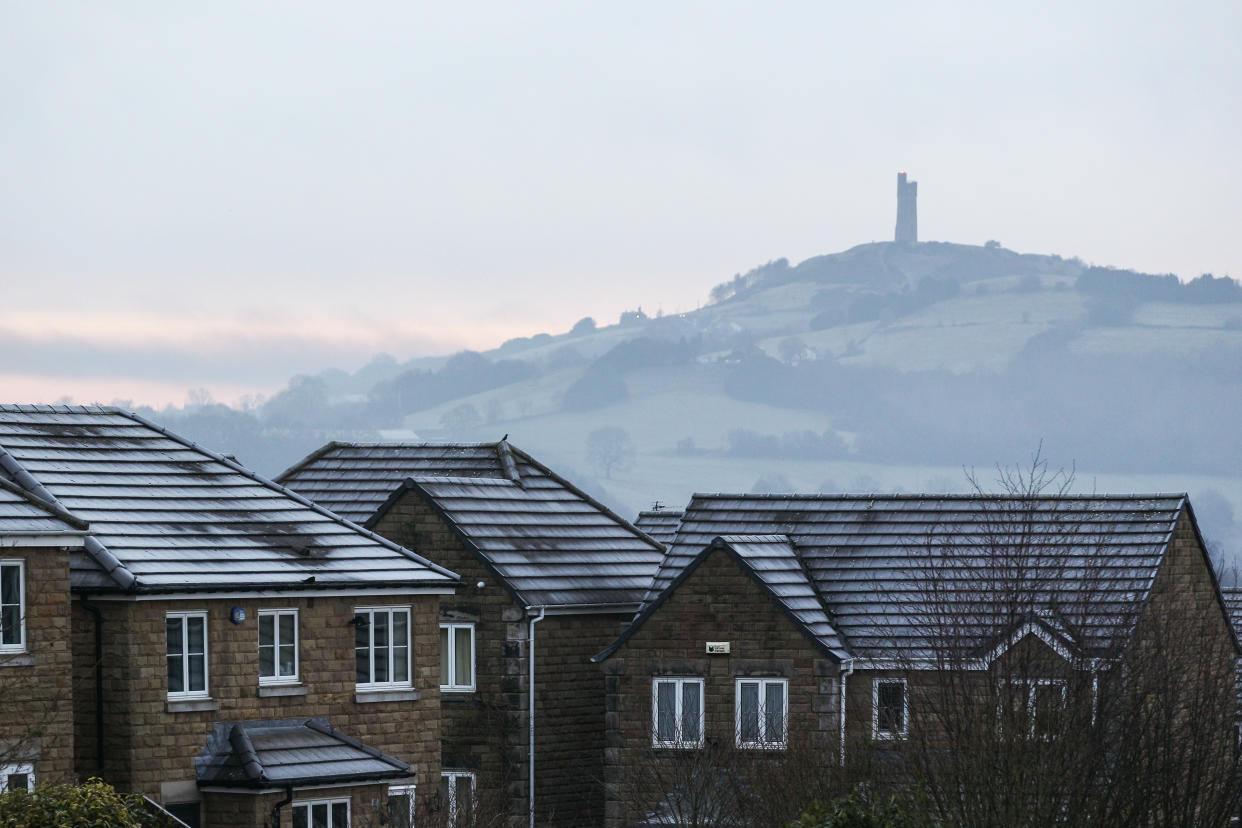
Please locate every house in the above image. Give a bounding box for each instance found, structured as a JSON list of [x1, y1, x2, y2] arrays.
[[277, 441, 666, 826], [594, 493, 1240, 827], [0, 475, 88, 794], [0, 405, 460, 828]]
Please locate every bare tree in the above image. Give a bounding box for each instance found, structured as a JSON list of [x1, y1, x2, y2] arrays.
[[586, 427, 635, 480]]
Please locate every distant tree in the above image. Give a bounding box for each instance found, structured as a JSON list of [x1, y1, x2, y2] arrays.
[[749, 472, 793, 494], [562, 370, 628, 411], [586, 426, 635, 479], [263, 375, 329, 428], [185, 388, 215, 408], [570, 316, 597, 336], [440, 403, 482, 437], [984, 239, 1002, 249]]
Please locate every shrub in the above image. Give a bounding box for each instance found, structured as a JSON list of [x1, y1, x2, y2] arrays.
[[0, 779, 157, 828], [789, 793, 930, 828]]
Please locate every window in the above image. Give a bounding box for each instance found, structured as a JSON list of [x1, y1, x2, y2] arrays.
[[258, 609, 299, 684], [164, 802, 202, 828], [873, 678, 908, 739], [388, 784, 416, 828], [355, 607, 411, 689], [0, 763, 33, 793], [0, 561, 24, 653], [1000, 678, 1067, 739], [652, 677, 704, 748], [440, 770, 475, 827], [292, 798, 350, 828], [440, 623, 475, 692], [735, 678, 787, 748], [166, 611, 208, 699]]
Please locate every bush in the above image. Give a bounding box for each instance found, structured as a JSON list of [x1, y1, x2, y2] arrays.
[[789, 793, 930, 828], [0, 779, 158, 828]]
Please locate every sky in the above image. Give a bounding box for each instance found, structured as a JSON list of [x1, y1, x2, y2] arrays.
[[3, 1, 1240, 407]]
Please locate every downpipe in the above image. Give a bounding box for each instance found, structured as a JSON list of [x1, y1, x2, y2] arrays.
[[527, 606, 546, 828], [839, 659, 855, 766]]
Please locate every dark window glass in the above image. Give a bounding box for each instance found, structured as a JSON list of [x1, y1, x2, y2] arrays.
[[681, 681, 701, 743], [877, 681, 905, 734], [738, 681, 760, 742]]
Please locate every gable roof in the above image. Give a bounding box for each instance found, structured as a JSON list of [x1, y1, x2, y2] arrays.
[[0, 475, 89, 542], [594, 535, 849, 663], [635, 493, 1195, 661], [634, 509, 683, 548], [196, 718, 409, 788], [0, 405, 458, 594], [279, 441, 666, 609]]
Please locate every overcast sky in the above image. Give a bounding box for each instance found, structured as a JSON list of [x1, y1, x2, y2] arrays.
[[3, 1, 1239, 406]]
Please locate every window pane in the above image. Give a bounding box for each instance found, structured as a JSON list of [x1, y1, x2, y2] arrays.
[[765, 682, 785, 742], [655, 681, 676, 742], [389, 792, 413, 828], [331, 802, 348, 826], [168, 654, 184, 693], [681, 681, 701, 743], [279, 643, 296, 677], [0, 566, 16, 605], [455, 627, 472, 686], [279, 613, 295, 646], [440, 626, 450, 682], [292, 806, 308, 828], [167, 617, 183, 655], [312, 802, 328, 828], [259, 645, 275, 677], [374, 612, 389, 647], [393, 611, 409, 682], [8, 773, 30, 792], [1034, 684, 1063, 738], [393, 643, 408, 684], [355, 613, 370, 683], [459, 776, 474, 820], [259, 615, 274, 647], [440, 776, 450, 809], [878, 683, 904, 733], [188, 653, 206, 692], [187, 616, 205, 653], [1, 606, 18, 645], [739, 682, 759, 742]]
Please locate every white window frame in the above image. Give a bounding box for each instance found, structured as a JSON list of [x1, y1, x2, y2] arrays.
[[734, 677, 789, 749], [0, 762, 34, 793], [258, 608, 300, 685], [999, 677, 1067, 739], [292, 797, 351, 828], [651, 677, 705, 749], [388, 783, 416, 828], [441, 770, 476, 826], [355, 606, 413, 691], [166, 610, 210, 700], [440, 622, 476, 693], [872, 678, 909, 740], [0, 560, 25, 654]]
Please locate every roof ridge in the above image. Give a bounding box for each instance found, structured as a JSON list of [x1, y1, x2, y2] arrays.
[[689, 492, 1191, 501], [118, 409, 459, 584], [0, 404, 119, 414], [0, 475, 89, 531]]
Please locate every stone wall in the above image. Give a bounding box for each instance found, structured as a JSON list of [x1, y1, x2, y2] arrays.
[[70, 592, 441, 816], [0, 545, 74, 786]]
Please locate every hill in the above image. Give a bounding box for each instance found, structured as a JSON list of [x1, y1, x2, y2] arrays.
[[142, 241, 1242, 562]]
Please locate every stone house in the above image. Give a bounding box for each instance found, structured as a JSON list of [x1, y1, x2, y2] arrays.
[[278, 441, 666, 827], [0, 475, 88, 794], [0, 405, 460, 828], [595, 494, 1240, 827]]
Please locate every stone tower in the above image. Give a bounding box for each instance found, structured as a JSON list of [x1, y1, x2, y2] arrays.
[[895, 170, 917, 243]]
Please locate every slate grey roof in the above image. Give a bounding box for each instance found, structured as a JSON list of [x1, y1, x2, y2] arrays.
[[634, 509, 682, 548], [626, 494, 1196, 661], [0, 405, 458, 593], [196, 718, 409, 788], [0, 475, 88, 539], [278, 441, 666, 608]]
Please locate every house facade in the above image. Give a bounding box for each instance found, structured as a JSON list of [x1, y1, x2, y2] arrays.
[[596, 494, 1240, 826], [0, 405, 460, 828], [278, 441, 666, 827], [0, 475, 88, 795]]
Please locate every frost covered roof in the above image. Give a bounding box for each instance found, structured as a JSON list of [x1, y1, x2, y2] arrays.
[[622, 493, 1193, 661], [0, 405, 458, 593], [634, 509, 682, 548], [196, 718, 409, 788], [0, 475, 88, 540], [279, 441, 666, 609]]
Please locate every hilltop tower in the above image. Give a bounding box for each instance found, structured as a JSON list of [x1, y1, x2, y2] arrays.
[[895, 170, 918, 243]]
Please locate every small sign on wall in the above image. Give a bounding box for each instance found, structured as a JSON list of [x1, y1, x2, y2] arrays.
[[706, 641, 731, 655]]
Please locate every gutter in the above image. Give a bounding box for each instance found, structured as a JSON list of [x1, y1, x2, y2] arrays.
[[80, 594, 105, 775], [527, 606, 546, 828], [839, 659, 855, 767]]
